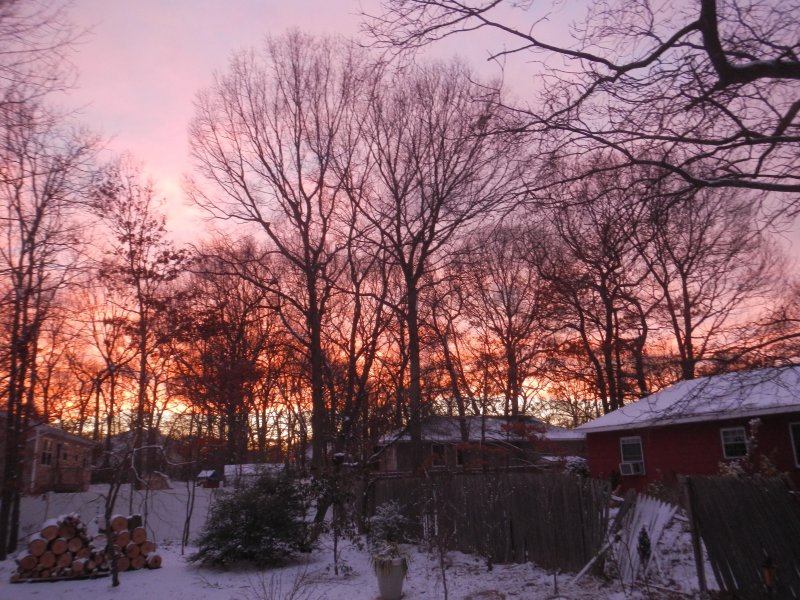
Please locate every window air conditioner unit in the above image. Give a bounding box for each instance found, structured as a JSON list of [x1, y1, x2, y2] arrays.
[[619, 461, 644, 476]]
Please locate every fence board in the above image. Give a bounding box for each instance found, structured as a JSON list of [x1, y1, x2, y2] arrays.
[[686, 476, 800, 599]]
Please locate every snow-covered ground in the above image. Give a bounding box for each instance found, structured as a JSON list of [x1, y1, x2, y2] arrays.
[[0, 485, 709, 600]]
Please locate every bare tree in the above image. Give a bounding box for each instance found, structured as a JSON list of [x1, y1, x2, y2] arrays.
[[171, 244, 275, 466], [189, 32, 372, 471], [0, 1, 80, 105], [365, 0, 800, 200], [461, 223, 554, 417], [536, 176, 653, 414], [634, 187, 781, 379], [360, 61, 526, 469], [91, 161, 190, 486], [0, 101, 96, 557]]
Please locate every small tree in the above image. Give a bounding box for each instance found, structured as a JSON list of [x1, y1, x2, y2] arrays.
[[191, 473, 314, 568]]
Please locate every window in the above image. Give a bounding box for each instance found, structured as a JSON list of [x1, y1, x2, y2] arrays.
[[619, 436, 645, 476], [620, 436, 643, 463], [791, 423, 800, 468], [431, 444, 445, 467], [41, 439, 53, 466], [721, 427, 748, 459]]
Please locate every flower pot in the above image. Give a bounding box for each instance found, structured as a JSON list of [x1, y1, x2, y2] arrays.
[[373, 556, 407, 600]]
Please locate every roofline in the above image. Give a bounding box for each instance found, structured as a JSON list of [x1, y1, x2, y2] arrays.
[[32, 423, 96, 446], [579, 404, 800, 434]]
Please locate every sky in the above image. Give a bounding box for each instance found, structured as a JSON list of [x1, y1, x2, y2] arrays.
[[62, 1, 580, 242], [61, 1, 800, 257], [63, 0, 374, 240]]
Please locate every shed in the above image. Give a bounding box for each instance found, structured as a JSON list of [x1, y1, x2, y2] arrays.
[[196, 469, 221, 488]]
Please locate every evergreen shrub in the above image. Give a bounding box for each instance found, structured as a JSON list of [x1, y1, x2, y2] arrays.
[[190, 472, 313, 567]]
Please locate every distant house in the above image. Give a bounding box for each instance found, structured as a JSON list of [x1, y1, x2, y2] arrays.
[[375, 415, 585, 473], [577, 367, 800, 491], [0, 412, 94, 494]]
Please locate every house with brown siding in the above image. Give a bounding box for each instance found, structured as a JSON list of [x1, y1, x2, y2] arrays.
[[576, 367, 800, 491], [0, 413, 94, 494]]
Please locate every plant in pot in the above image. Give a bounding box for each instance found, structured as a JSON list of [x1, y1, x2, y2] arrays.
[[369, 501, 409, 600]]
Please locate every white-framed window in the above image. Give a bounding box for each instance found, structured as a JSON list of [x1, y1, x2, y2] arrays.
[[720, 427, 748, 459], [790, 422, 800, 468], [620, 436, 643, 462], [619, 436, 645, 476]]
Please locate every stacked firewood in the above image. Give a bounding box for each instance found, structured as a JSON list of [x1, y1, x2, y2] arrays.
[[11, 513, 162, 583], [105, 514, 162, 572]]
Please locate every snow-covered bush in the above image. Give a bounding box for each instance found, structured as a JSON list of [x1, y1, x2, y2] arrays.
[[564, 456, 589, 478], [369, 500, 407, 547], [190, 472, 313, 568]]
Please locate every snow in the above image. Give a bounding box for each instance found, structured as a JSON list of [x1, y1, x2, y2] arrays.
[[1, 485, 710, 599], [578, 366, 800, 433], [224, 463, 284, 481]]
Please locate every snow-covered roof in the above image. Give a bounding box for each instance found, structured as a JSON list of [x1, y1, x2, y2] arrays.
[[577, 366, 800, 434], [197, 470, 219, 479], [379, 415, 583, 444]]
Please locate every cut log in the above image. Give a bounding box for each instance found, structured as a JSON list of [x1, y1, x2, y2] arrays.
[[58, 523, 77, 540], [17, 553, 37, 571], [110, 515, 128, 532], [76, 546, 91, 560], [125, 542, 140, 558], [131, 526, 147, 544], [116, 555, 130, 572], [128, 514, 143, 530], [50, 537, 68, 555], [39, 551, 56, 569], [28, 536, 47, 557], [40, 520, 59, 541], [145, 553, 162, 569], [114, 529, 130, 547], [71, 558, 86, 575], [67, 536, 84, 553], [131, 554, 146, 570], [57, 551, 73, 569], [140, 540, 156, 555]]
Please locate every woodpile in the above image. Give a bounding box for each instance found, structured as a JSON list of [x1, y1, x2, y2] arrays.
[[11, 513, 162, 583]]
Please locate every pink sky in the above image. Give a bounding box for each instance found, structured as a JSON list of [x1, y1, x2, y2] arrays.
[[63, 1, 571, 242], [65, 1, 372, 240], [63, 1, 799, 258]]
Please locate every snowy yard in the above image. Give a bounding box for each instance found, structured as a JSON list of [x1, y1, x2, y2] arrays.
[[0, 485, 708, 599]]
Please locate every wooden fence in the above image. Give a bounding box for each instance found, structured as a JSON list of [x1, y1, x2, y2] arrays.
[[686, 476, 800, 599], [361, 471, 609, 572]]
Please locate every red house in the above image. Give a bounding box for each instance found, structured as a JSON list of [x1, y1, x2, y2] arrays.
[[577, 367, 800, 491]]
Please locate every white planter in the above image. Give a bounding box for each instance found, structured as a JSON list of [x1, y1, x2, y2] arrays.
[[374, 556, 407, 600]]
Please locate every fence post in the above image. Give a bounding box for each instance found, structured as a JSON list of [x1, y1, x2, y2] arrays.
[[684, 477, 708, 595]]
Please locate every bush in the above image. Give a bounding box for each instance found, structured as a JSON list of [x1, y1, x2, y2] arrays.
[[190, 473, 313, 568]]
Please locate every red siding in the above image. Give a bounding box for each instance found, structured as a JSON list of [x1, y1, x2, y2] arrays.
[[586, 412, 800, 492]]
